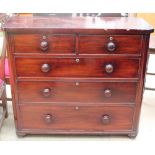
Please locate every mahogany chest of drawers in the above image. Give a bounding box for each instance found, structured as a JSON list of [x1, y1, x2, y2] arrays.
[[3, 16, 153, 137]]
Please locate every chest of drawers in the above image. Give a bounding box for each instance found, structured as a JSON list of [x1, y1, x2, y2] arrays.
[[3, 16, 153, 138]]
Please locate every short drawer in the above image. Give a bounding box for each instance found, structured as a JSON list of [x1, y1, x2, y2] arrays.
[[19, 104, 134, 131], [15, 57, 140, 78], [17, 81, 137, 104], [13, 34, 75, 54], [79, 35, 142, 55]]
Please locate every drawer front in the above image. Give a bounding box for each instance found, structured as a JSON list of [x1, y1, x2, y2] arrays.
[[19, 104, 134, 131], [17, 81, 137, 104], [13, 34, 75, 54], [79, 35, 142, 54], [15, 58, 140, 78]]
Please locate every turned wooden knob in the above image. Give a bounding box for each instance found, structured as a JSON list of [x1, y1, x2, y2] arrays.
[[101, 114, 110, 124], [42, 88, 51, 97], [44, 114, 52, 123], [41, 64, 51, 73], [106, 41, 116, 52], [105, 64, 114, 73], [40, 40, 48, 51], [104, 89, 112, 97]]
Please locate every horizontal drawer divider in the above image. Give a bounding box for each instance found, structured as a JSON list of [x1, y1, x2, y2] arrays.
[[16, 77, 139, 82], [18, 102, 135, 106], [14, 53, 77, 57], [14, 53, 142, 58]]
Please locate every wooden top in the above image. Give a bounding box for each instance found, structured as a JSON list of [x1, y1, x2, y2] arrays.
[[3, 16, 154, 34]]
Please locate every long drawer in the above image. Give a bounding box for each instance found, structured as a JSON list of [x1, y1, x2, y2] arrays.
[[13, 34, 75, 54], [17, 81, 137, 104], [18, 104, 134, 131], [79, 35, 142, 54], [15, 57, 140, 78]]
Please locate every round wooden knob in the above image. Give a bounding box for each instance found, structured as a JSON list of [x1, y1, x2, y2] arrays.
[[41, 64, 51, 73], [106, 41, 116, 52], [104, 89, 112, 97], [44, 114, 52, 123], [42, 88, 51, 97], [40, 41, 48, 51], [105, 64, 114, 73], [101, 114, 110, 124]]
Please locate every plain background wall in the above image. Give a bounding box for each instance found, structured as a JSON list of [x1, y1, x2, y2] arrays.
[[137, 13, 155, 35]]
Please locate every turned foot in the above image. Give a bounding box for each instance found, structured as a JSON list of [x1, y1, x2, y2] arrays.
[[128, 132, 137, 139], [5, 110, 8, 118], [16, 132, 27, 137]]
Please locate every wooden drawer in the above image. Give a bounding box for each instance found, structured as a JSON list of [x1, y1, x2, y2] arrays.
[[13, 34, 75, 54], [17, 81, 137, 104], [79, 35, 142, 54], [15, 58, 140, 78], [19, 104, 134, 131]]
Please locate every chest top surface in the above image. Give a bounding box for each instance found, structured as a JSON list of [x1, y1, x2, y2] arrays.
[[3, 16, 154, 34]]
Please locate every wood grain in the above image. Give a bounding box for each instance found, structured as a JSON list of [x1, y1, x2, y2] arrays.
[[3, 16, 154, 34], [17, 81, 137, 104], [4, 16, 153, 137], [13, 34, 75, 54], [15, 57, 140, 78], [19, 104, 134, 131], [79, 35, 142, 54]]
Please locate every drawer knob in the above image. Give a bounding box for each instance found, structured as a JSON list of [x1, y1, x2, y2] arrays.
[[42, 88, 51, 97], [101, 114, 110, 124], [76, 58, 80, 63], [107, 41, 116, 52], [41, 64, 51, 73], [40, 41, 48, 51], [104, 89, 112, 97], [44, 114, 52, 123], [105, 64, 114, 73]]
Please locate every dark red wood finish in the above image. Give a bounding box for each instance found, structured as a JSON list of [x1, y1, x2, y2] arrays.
[[79, 35, 142, 55], [19, 104, 134, 131], [3, 16, 153, 34], [3, 16, 153, 138], [13, 34, 75, 54], [15, 57, 140, 78], [17, 81, 137, 103]]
